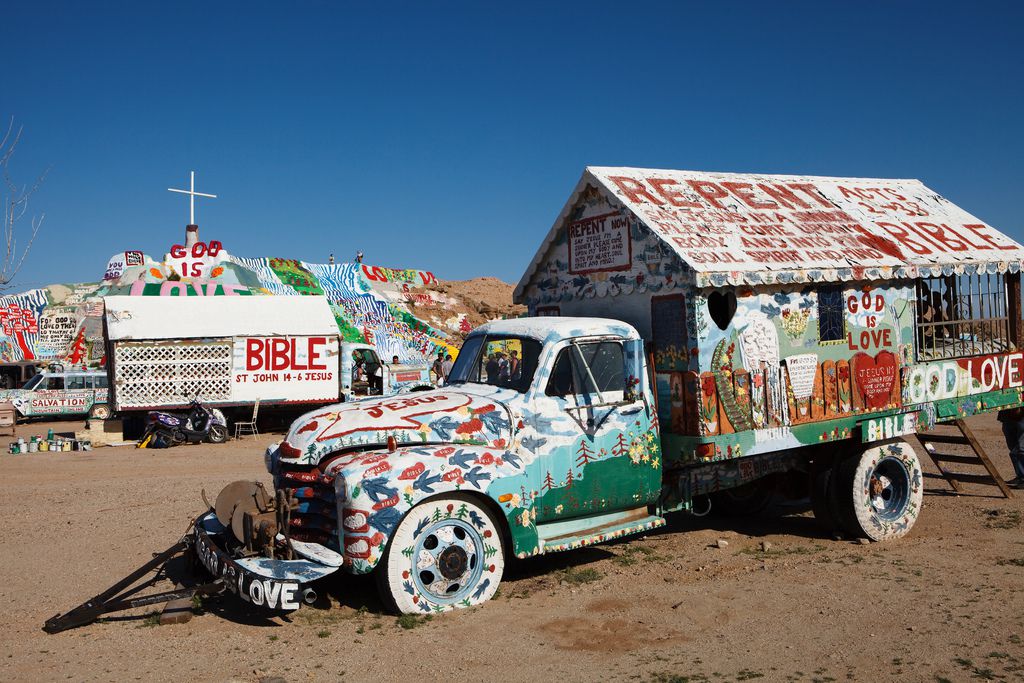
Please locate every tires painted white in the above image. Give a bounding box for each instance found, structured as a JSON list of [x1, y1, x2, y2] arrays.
[[377, 495, 504, 614], [837, 440, 923, 541]]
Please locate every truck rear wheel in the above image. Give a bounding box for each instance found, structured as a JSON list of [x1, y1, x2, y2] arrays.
[[834, 441, 923, 541], [376, 494, 504, 614]]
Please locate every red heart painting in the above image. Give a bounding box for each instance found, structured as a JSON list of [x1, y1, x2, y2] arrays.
[[852, 351, 898, 409]]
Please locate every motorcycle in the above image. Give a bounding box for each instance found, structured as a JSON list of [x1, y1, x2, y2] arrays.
[[137, 399, 229, 448]]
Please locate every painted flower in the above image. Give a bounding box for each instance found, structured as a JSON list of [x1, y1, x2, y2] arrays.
[[149, 267, 164, 279], [455, 418, 483, 435], [518, 510, 531, 527], [508, 493, 521, 508], [210, 266, 224, 278], [554, 504, 564, 515]]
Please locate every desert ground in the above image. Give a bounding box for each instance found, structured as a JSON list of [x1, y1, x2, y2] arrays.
[[0, 413, 1021, 683]]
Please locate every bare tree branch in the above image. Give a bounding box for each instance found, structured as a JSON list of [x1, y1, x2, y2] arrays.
[[1, 117, 49, 290]]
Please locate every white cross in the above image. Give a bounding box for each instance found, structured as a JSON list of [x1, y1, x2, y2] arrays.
[[168, 171, 217, 225]]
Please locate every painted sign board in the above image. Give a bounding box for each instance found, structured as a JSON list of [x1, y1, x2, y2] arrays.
[[568, 211, 632, 274], [902, 351, 1024, 404], [166, 240, 228, 279], [863, 411, 917, 443], [232, 335, 339, 402]]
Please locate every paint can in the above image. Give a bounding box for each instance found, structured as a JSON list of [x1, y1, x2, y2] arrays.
[[28, 440, 38, 453], [63, 440, 71, 452], [39, 440, 48, 452]]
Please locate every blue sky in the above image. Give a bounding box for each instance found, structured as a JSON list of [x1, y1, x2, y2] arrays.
[[2, 1, 1022, 289]]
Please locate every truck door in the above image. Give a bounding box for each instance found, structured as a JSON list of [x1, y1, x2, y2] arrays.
[[529, 337, 658, 524]]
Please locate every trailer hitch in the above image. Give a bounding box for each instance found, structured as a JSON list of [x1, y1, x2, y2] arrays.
[[43, 535, 224, 634]]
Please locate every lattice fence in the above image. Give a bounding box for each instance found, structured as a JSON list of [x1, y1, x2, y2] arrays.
[[113, 339, 233, 408]]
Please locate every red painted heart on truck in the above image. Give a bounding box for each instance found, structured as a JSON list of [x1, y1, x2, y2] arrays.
[[852, 351, 898, 410]]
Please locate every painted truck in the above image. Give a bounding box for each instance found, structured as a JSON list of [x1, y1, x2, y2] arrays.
[[194, 167, 1024, 616], [104, 295, 431, 415], [0, 368, 110, 420]]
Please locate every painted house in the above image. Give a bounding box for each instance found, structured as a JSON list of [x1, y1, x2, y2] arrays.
[[515, 167, 1024, 464]]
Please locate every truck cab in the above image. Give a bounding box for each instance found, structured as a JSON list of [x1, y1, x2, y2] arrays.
[[200, 317, 667, 615]]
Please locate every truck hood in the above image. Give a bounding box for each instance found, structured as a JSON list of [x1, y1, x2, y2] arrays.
[[279, 387, 517, 465]]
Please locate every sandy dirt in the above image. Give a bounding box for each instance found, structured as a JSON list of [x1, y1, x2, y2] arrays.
[[1, 414, 1022, 683]]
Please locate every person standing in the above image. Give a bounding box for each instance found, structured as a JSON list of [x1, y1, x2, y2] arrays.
[[485, 353, 499, 384], [431, 352, 445, 385], [508, 350, 521, 381], [442, 354, 454, 382], [997, 407, 1024, 488]]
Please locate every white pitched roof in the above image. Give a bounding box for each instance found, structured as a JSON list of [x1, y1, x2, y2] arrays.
[[517, 166, 1024, 293], [104, 295, 337, 340]]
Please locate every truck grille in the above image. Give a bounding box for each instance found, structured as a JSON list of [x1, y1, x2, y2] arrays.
[[275, 462, 340, 552]]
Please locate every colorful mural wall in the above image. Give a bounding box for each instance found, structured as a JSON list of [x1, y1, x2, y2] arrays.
[[0, 238, 457, 370]]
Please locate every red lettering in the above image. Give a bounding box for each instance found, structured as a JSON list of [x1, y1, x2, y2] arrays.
[[964, 223, 1017, 251], [874, 222, 932, 255], [914, 222, 968, 251], [685, 180, 730, 209], [246, 339, 263, 371], [899, 221, 946, 252], [721, 181, 778, 209], [191, 242, 207, 258], [271, 339, 290, 371], [787, 183, 832, 207], [647, 177, 701, 208], [207, 240, 222, 257], [170, 244, 186, 258], [607, 176, 663, 205], [758, 183, 809, 209], [308, 337, 326, 370]]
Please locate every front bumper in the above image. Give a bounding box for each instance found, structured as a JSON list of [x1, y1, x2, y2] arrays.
[[193, 512, 340, 612]]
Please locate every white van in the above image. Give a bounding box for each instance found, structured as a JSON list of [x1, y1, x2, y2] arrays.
[[0, 368, 110, 420]]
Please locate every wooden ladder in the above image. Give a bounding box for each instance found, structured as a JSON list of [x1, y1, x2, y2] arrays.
[[916, 419, 1014, 499]]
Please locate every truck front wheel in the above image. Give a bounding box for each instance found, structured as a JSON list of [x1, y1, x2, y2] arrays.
[[376, 494, 505, 614], [834, 441, 923, 541]]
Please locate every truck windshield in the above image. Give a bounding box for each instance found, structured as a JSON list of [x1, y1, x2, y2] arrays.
[[446, 335, 541, 393], [22, 375, 43, 390]]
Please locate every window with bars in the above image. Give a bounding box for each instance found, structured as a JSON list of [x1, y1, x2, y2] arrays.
[[817, 286, 845, 342], [915, 273, 1012, 360]]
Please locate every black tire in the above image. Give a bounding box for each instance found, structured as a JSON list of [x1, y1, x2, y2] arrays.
[[207, 424, 228, 444], [833, 441, 924, 541]]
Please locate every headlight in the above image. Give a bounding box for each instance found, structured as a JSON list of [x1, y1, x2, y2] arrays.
[[264, 442, 280, 475]]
